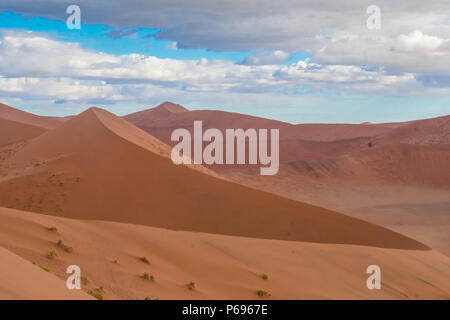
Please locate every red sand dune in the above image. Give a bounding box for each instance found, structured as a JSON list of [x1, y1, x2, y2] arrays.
[[0, 103, 63, 129], [124, 102, 394, 143], [1, 103, 449, 299], [124, 102, 450, 188], [124, 102, 381, 167], [122, 102, 450, 256], [290, 123, 393, 142], [0, 207, 448, 300], [372, 115, 450, 146], [0, 118, 47, 147], [0, 107, 428, 250]]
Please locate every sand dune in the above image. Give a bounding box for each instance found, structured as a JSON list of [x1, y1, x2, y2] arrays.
[[0, 103, 62, 129], [0, 245, 92, 299], [124, 102, 395, 144], [373, 115, 450, 146], [0, 107, 429, 250], [0, 206, 448, 300], [1, 102, 449, 300], [123, 102, 450, 256], [0, 118, 46, 147], [290, 123, 393, 142]]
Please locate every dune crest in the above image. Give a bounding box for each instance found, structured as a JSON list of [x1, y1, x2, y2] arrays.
[[0, 103, 62, 129], [0, 106, 429, 250]]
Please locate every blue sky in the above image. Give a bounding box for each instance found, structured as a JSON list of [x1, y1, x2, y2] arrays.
[[0, 1, 449, 123]]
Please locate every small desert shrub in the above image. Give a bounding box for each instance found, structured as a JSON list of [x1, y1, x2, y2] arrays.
[[186, 282, 196, 290], [64, 246, 73, 253], [262, 273, 269, 280], [144, 296, 159, 300], [56, 239, 73, 253], [47, 249, 58, 259], [368, 142, 373, 147], [142, 273, 155, 281], [139, 256, 150, 264], [32, 261, 52, 273], [257, 290, 271, 297], [39, 265, 52, 273], [81, 275, 91, 285], [47, 226, 57, 232], [88, 287, 104, 300]]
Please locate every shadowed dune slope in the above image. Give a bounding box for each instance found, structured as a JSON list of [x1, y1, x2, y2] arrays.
[[0, 107, 429, 250], [0, 207, 448, 300]]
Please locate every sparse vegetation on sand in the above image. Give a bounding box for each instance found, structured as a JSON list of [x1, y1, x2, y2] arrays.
[[142, 272, 155, 281], [56, 239, 73, 253], [32, 261, 51, 273], [186, 282, 196, 290], [139, 256, 150, 264], [47, 226, 57, 232], [47, 249, 58, 259], [144, 296, 159, 300], [262, 273, 269, 280], [257, 290, 271, 297], [88, 287, 104, 300], [39, 265, 52, 272]]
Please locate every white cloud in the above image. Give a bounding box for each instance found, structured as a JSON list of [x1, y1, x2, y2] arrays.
[[239, 50, 291, 65], [315, 30, 450, 74], [394, 30, 450, 55], [0, 31, 446, 107], [165, 41, 178, 50]]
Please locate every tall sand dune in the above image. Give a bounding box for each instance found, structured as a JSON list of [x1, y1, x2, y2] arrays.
[[122, 103, 450, 255], [0, 107, 428, 250]]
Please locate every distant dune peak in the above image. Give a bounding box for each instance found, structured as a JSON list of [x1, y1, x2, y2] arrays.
[[155, 101, 189, 113]]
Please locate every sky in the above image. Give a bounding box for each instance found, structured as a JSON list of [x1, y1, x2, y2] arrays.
[[0, 0, 449, 123]]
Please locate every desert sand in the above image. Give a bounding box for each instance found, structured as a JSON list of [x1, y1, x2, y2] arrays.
[[0, 102, 449, 299], [0, 118, 46, 147], [0, 206, 448, 300], [0, 106, 428, 249], [0, 103, 62, 130], [0, 245, 92, 300]]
